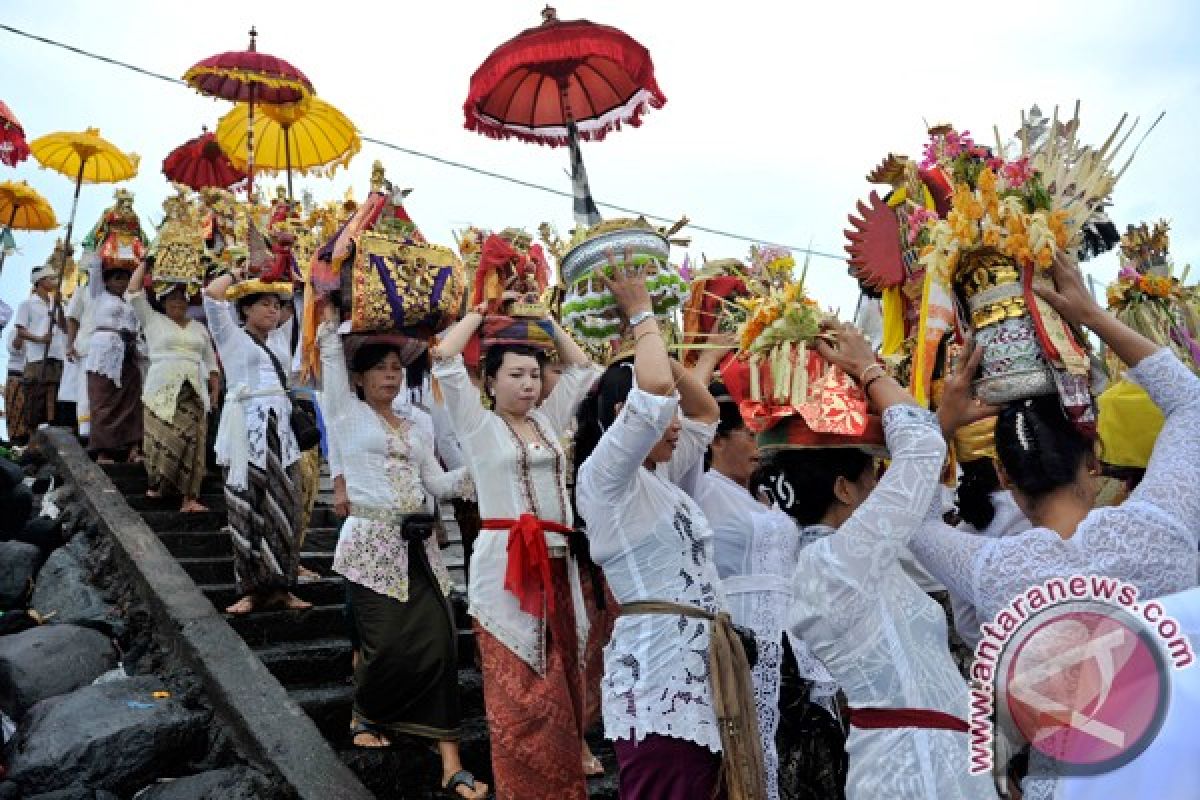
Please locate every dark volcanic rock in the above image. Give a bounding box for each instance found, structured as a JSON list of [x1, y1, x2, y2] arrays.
[[4, 676, 208, 794], [25, 788, 121, 800], [0, 624, 118, 718], [135, 767, 279, 800], [0, 541, 39, 610], [30, 547, 119, 636]]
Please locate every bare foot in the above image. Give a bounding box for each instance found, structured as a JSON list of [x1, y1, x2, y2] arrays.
[[271, 592, 312, 611], [351, 719, 391, 748], [582, 743, 604, 776], [297, 565, 321, 582], [96, 456, 116, 465], [127, 451, 144, 464], [145, 488, 161, 499], [225, 595, 259, 615], [180, 499, 210, 513]]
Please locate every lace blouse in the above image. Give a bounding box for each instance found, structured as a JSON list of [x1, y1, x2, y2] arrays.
[[83, 291, 139, 385], [6, 327, 24, 373], [911, 349, 1200, 628], [787, 405, 997, 800], [577, 388, 727, 754], [318, 325, 469, 601], [129, 292, 217, 420], [203, 296, 299, 483], [430, 354, 595, 673]]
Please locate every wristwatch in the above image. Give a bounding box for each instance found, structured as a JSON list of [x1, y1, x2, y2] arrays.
[[627, 309, 655, 329]]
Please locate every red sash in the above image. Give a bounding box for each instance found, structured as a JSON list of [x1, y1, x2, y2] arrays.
[[848, 707, 969, 733], [481, 515, 573, 619]]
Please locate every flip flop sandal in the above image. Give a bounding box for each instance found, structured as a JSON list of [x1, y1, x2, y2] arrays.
[[349, 719, 392, 749], [443, 769, 485, 798]]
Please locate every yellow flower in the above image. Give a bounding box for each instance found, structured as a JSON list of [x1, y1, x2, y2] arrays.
[[977, 167, 997, 193]]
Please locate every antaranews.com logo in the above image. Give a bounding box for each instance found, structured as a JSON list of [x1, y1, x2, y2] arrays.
[[968, 575, 1194, 778]]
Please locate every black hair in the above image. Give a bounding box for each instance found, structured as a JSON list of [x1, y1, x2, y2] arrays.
[[571, 358, 637, 524], [755, 447, 874, 527], [234, 291, 276, 322], [482, 344, 548, 399], [956, 458, 1000, 531], [483, 344, 547, 379], [148, 284, 188, 315], [350, 343, 431, 402], [705, 380, 745, 470], [994, 395, 1095, 500]]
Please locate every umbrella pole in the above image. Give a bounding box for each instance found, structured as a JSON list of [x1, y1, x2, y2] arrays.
[[559, 82, 602, 230], [0, 206, 17, 276], [247, 86, 256, 197], [284, 127, 293, 201], [34, 159, 85, 396]]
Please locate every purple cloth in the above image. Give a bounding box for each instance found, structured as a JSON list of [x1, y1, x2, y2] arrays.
[[613, 734, 724, 800]]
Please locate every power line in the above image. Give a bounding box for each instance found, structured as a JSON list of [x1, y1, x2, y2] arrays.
[[0, 22, 846, 261]]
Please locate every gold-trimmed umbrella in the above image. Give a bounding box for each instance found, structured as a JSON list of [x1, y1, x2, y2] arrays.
[[0, 181, 57, 275], [183, 26, 314, 196], [28, 126, 138, 364], [216, 94, 360, 199]]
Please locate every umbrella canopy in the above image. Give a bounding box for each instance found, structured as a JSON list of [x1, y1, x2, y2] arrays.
[[0, 181, 57, 230], [183, 28, 313, 104], [216, 95, 360, 179], [464, 6, 666, 227], [29, 127, 139, 184], [162, 129, 246, 191], [183, 27, 314, 195], [464, 6, 666, 145], [0, 100, 31, 167]]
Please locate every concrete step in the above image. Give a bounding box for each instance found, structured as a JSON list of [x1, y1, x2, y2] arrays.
[[157, 527, 342, 559], [139, 506, 341, 533], [222, 602, 477, 657], [178, 551, 335, 585], [98, 462, 224, 494], [226, 603, 351, 646], [203, 576, 348, 610], [276, 663, 486, 715], [124, 492, 228, 512]]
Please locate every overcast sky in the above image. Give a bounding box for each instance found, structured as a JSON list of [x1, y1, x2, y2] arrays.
[[1, 0, 1198, 384]]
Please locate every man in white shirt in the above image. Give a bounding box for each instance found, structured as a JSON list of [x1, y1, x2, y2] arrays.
[[13, 265, 67, 434]]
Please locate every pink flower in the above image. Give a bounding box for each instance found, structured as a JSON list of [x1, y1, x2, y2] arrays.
[[1001, 157, 1034, 187], [906, 207, 938, 244]]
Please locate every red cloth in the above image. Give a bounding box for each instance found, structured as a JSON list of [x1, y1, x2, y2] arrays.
[[474, 235, 550, 308], [482, 516, 574, 618], [475, 561, 589, 800], [848, 707, 969, 733]]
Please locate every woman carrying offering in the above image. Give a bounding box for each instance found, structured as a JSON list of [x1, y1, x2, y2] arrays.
[[575, 252, 765, 800], [316, 310, 484, 799], [913, 250, 1200, 626], [758, 320, 997, 799], [128, 261, 219, 513], [204, 272, 308, 615], [911, 251, 1200, 799], [430, 286, 598, 800], [67, 258, 143, 463]]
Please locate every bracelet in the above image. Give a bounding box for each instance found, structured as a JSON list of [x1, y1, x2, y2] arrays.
[[857, 362, 885, 386], [627, 309, 655, 329], [862, 372, 888, 395]]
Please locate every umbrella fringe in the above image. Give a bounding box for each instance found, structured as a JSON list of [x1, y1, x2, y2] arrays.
[[466, 88, 664, 147]]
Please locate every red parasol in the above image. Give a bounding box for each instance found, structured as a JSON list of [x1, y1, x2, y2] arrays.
[[464, 6, 666, 227], [183, 26, 313, 195], [0, 100, 31, 167], [162, 128, 246, 191]]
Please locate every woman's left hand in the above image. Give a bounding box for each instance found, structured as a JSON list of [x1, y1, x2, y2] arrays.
[[936, 342, 1000, 438]]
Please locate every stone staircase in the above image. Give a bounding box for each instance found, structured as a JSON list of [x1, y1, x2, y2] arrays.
[[99, 462, 617, 799]]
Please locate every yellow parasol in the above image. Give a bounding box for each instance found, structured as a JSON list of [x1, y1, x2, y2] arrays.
[[0, 181, 57, 275], [216, 95, 360, 200], [28, 127, 138, 366]]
